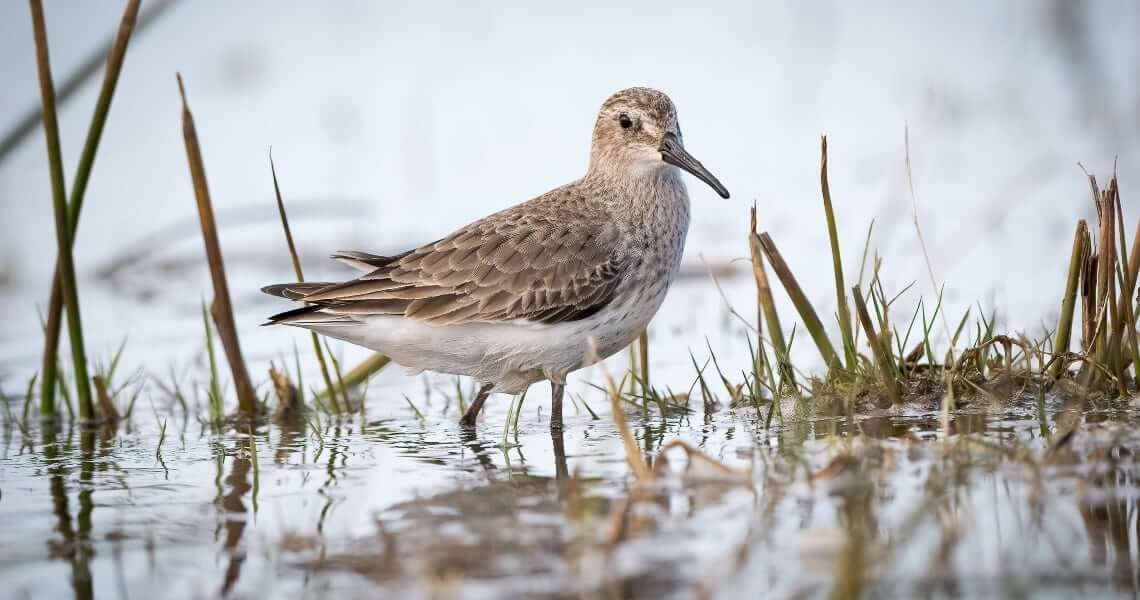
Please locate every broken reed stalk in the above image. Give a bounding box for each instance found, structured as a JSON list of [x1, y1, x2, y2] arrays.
[[39, 0, 141, 415], [748, 207, 795, 388], [820, 137, 857, 373], [852, 285, 901, 405], [756, 232, 842, 372], [177, 74, 257, 415], [269, 154, 344, 413], [1050, 220, 1088, 379], [30, 0, 94, 420]]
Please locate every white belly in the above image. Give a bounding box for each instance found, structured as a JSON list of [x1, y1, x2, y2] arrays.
[[307, 286, 665, 394]]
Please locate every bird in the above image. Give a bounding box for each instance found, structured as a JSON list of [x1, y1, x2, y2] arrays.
[[262, 87, 729, 431]]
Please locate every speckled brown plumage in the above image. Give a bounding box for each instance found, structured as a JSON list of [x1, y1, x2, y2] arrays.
[[268, 186, 630, 325]]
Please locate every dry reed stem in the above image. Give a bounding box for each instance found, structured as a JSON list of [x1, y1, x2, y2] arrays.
[[269, 153, 344, 413], [177, 74, 257, 414], [30, 0, 94, 419]]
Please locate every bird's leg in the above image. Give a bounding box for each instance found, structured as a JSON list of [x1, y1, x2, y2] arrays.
[[550, 381, 565, 432], [459, 383, 494, 428]]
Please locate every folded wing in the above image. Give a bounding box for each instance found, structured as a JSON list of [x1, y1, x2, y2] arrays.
[[263, 195, 629, 326]]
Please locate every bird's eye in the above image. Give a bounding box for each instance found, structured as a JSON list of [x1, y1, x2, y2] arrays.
[[618, 113, 633, 129]]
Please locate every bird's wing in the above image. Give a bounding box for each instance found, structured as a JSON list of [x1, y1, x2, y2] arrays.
[[265, 196, 629, 326]]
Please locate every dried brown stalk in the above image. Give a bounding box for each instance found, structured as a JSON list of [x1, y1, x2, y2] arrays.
[[177, 74, 257, 414]]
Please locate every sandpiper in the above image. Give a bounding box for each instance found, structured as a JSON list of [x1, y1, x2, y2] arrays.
[[262, 87, 729, 430]]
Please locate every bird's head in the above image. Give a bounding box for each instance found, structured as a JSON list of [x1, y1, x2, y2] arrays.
[[589, 87, 729, 199]]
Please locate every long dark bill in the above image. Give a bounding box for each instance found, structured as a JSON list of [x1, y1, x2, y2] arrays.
[[659, 132, 730, 199]]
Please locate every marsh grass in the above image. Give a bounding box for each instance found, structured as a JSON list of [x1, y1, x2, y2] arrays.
[[403, 394, 426, 422], [201, 300, 223, 426], [36, 0, 142, 420], [720, 138, 1139, 416], [269, 155, 346, 413]]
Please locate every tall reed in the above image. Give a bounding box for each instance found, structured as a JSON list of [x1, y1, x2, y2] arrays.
[[39, 0, 142, 415], [30, 0, 93, 419], [819, 137, 857, 373], [269, 155, 344, 412], [1050, 220, 1088, 378], [178, 75, 257, 414], [748, 207, 795, 388]]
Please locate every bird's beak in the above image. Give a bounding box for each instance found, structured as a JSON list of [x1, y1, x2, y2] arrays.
[[659, 132, 730, 199]]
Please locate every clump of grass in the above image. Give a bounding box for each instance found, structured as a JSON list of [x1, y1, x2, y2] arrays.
[[177, 74, 257, 415], [705, 134, 1140, 414]]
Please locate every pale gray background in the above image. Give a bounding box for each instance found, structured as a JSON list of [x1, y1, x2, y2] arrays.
[[1, 1, 1138, 385]]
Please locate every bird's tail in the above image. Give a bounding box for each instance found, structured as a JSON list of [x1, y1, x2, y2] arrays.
[[260, 282, 358, 326], [260, 282, 334, 301]]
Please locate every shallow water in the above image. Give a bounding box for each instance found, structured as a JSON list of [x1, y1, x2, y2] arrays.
[[2, 386, 1138, 599]]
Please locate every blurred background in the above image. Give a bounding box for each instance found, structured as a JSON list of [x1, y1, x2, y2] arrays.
[[1, 0, 1138, 389]]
